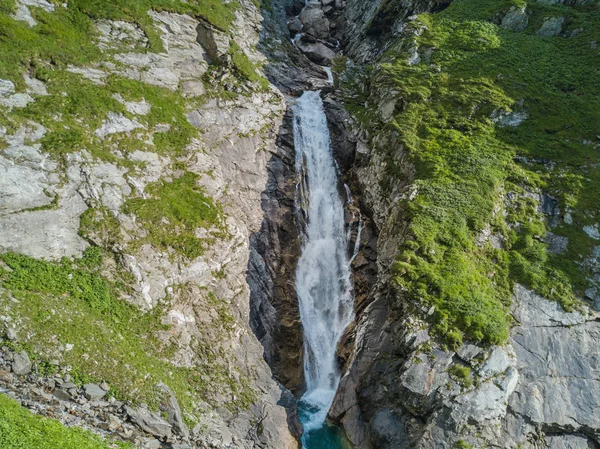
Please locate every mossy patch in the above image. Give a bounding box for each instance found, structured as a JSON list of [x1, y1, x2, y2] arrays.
[[122, 171, 225, 260], [448, 364, 473, 388]]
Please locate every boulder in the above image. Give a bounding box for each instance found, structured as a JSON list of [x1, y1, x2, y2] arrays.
[[125, 405, 172, 439], [6, 328, 17, 341], [299, 7, 330, 40], [287, 0, 305, 16], [84, 383, 107, 401], [12, 351, 31, 375], [288, 17, 303, 36], [501, 6, 528, 32], [296, 40, 336, 65], [536, 16, 565, 37]]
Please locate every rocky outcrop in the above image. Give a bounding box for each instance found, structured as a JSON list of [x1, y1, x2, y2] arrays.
[[248, 109, 305, 395], [330, 0, 452, 62], [0, 1, 303, 448], [323, 1, 600, 448]]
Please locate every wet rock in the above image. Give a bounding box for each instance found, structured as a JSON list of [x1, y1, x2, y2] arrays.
[[12, 351, 31, 375], [288, 17, 303, 35], [287, 0, 306, 16]]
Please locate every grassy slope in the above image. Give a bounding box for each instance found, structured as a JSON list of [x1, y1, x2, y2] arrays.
[[0, 249, 254, 416], [0, 394, 131, 449], [342, 0, 600, 346]]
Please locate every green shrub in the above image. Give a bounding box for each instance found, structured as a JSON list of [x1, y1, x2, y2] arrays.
[[448, 364, 473, 388]]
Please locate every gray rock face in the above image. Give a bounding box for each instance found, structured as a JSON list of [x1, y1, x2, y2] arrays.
[[501, 6, 529, 32], [537, 16, 565, 37], [509, 286, 600, 438], [12, 351, 31, 375], [331, 0, 452, 62], [125, 405, 173, 439], [0, 2, 299, 449], [321, 2, 600, 442], [196, 19, 230, 64], [288, 17, 303, 35], [296, 40, 336, 64]]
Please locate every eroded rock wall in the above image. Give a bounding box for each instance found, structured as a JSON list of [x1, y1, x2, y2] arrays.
[[0, 1, 303, 447], [326, 0, 600, 448]]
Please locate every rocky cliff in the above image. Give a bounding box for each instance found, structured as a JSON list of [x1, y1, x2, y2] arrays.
[[0, 0, 310, 447], [326, 0, 600, 448]]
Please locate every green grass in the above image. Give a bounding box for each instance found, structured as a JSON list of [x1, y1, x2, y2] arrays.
[[448, 364, 473, 388], [0, 250, 255, 418], [229, 41, 270, 90], [338, 0, 600, 346], [0, 393, 132, 449], [0, 0, 238, 71], [122, 172, 225, 260]]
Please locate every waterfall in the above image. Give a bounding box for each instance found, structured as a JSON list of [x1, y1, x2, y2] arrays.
[[293, 91, 355, 447]]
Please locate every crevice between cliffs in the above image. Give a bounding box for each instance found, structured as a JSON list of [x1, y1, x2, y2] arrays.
[[247, 0, 379, 443]]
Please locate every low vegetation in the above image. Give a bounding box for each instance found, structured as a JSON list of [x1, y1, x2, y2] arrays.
[[339, 0, 600, 346], [122, 171, 225, 260], [0, 249, 254, 418], [0, 393, 131, 449], [448, 364, 473, 388]]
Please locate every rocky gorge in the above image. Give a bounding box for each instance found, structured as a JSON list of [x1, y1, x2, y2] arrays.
[[0, 0, 600, 448]]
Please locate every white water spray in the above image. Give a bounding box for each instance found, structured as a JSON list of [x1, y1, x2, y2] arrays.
[[293, 91, 355, 434]]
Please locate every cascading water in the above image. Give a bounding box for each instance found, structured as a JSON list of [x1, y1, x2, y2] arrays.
[[293, 90, 355, 449]]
